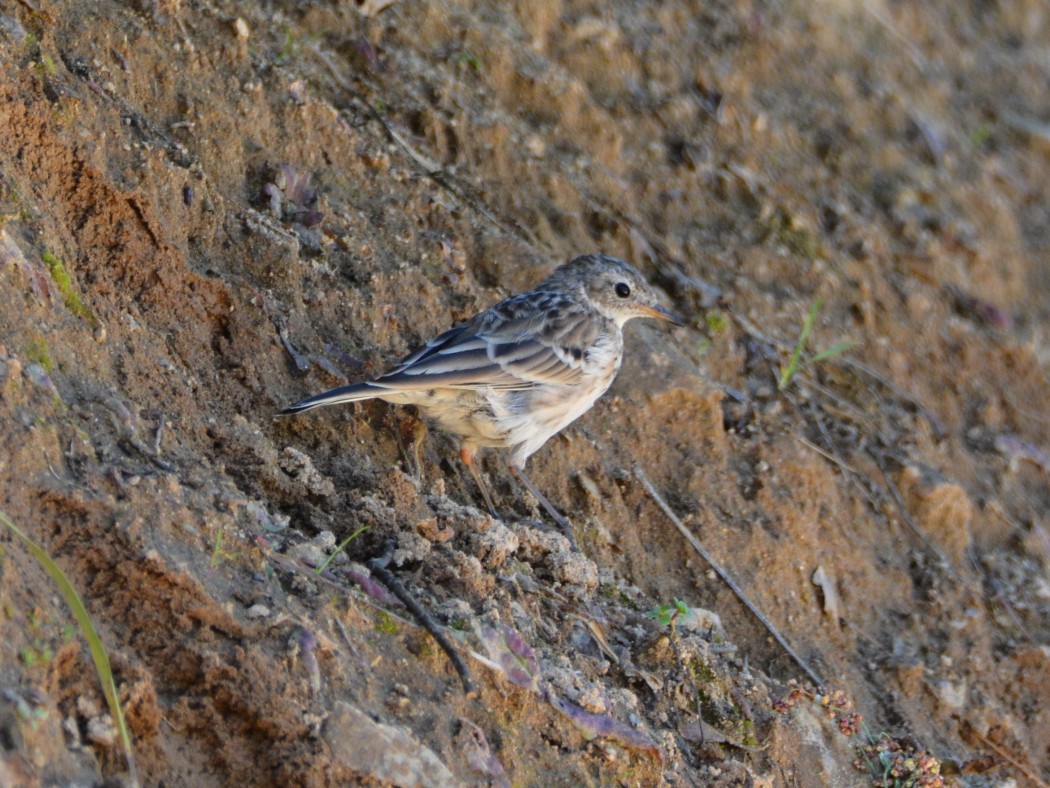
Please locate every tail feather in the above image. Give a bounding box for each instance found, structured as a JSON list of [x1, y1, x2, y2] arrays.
[[278, 382, 383, 416]]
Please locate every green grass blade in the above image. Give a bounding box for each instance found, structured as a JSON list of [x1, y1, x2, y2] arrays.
[[316, 525, 370, 574], [0, 510, 138, 785], [810, 339, 856, 363], [778, 298, 823, 390]]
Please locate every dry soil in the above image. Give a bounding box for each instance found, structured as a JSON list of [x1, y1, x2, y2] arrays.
[[0, 0, 1048, 785]]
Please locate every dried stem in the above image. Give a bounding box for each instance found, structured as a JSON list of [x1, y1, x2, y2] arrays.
[[367, 540, 477, 697], [970, 730, 1050, 788]]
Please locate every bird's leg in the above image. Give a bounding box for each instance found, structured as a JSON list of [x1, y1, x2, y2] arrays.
[[509, 464, 579, 551], [393, 410, 427, 483], [460, 444, 501, 521]]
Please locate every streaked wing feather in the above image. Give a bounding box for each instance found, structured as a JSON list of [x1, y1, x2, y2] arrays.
[[391, 323, 472, 369], [372, 293, 602, 391], [371, 364, 517, 390], [399, 346, 491, 375], [436, 336, 488, 354], [508, 348, 562, 378]]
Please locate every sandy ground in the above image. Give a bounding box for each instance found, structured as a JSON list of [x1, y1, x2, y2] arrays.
[[0, 0, 1048, 785]]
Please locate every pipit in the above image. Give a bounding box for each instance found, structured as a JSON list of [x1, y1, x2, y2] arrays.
[[280, 253, 681, 543]]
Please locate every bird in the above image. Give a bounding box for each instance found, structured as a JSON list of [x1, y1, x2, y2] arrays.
[[279, 253, 682, 544]]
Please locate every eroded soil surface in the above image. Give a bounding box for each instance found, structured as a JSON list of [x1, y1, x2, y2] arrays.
[[1, 0, 1048, 785]]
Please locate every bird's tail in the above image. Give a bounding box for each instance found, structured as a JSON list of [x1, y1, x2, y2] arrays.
[[278, 382, 384, 416]]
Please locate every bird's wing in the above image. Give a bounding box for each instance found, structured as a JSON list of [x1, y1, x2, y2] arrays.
[[368, 292, 603, 392]]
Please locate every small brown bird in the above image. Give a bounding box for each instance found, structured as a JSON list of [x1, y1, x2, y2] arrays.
[[280, 254, 681, 542]]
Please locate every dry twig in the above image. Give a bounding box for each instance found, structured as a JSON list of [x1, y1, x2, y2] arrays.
[[266, 549, 473, 691], [368, 540, 477, 697], [970, 730, 1050, 788]]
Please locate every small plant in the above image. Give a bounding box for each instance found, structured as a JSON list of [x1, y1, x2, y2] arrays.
[[211, 528, 239, 567], [274, 28, 296, 64], [20, 642, 54, 667], [969, 124, 993, 149], [704, 309, 729, 334], [7, 689, 48, 726], [25, 336, 54, 373], [32, 53, 57, 82], [454, 50, 483, 73], [855, 734, 944, 787], [772, 681, 942, 787], [647, 598, 690, 628], [773, 682, 861, 733], [274, 28, 326, 67], [315, 525, 370, 574], [0, 510, 137, 783], [777, 298, 854, 390]]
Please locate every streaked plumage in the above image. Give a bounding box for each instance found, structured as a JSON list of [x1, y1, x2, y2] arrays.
[[280, 253, 681, 539]]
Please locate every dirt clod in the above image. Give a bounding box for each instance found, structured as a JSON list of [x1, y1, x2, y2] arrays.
[[0, 0, 1048, 785]]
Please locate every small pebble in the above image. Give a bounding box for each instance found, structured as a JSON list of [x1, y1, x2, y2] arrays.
[[313, 530, 337, 550], [86, 716, 117, 747], [76, 696, 101, 718]]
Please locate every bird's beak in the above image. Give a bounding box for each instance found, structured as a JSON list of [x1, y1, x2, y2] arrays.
[[640, 303, 685, 327]]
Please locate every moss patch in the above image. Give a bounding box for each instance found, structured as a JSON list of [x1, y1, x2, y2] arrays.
[[42, 252, 93, 321], [25, 335, 54, 372]]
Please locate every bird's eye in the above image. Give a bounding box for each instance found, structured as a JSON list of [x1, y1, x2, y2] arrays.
[[614, 282, 631, 298]]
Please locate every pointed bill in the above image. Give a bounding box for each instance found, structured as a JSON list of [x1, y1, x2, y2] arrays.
[[638, 303, 684, 326]]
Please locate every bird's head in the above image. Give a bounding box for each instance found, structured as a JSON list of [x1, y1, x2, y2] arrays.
[[547, 254, 683, 328]]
